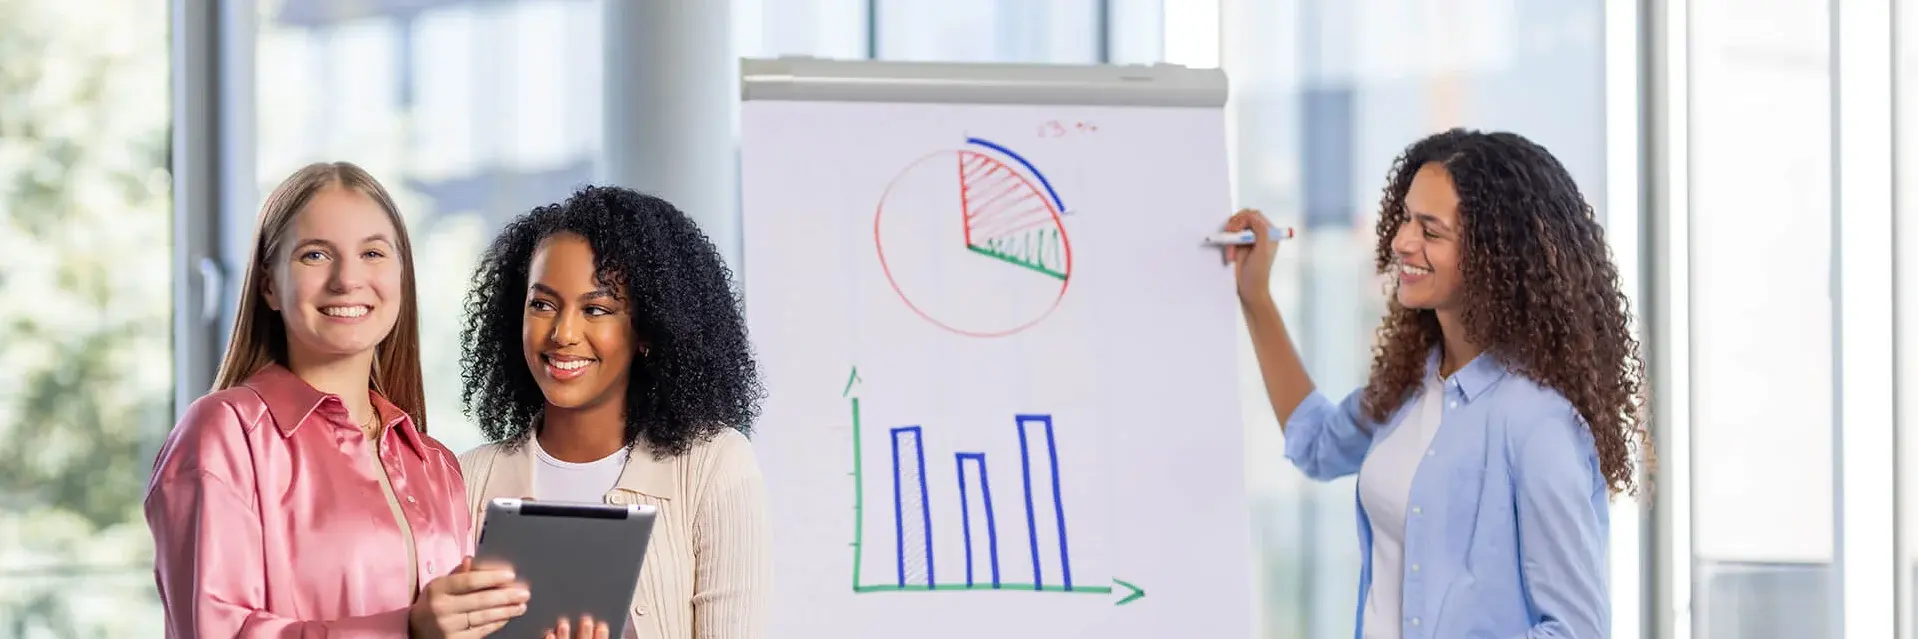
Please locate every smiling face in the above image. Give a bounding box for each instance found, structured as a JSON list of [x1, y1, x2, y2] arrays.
[[522, 232, 641, 413], [1390, 162, 1466, 310], [262, 185, 404, 364]]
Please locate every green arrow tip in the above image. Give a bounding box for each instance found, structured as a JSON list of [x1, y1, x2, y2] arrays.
[[1114, 578, 1144, 606]]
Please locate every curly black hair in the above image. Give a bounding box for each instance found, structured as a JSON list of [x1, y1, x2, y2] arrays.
[[1362, 128, 1655, 498], [459, 185, 763, 458]]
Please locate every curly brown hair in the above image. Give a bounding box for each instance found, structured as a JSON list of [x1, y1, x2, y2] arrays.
[[1360, 128, 1654, 499], [460, 186, 762, 458]]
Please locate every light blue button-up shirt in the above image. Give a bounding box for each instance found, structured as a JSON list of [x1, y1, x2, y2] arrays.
[[1283, 351, 1609, 639]]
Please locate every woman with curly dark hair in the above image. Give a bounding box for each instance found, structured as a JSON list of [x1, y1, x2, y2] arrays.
[[1223, 128, 1652, 639], [456, 185, 768, 639]]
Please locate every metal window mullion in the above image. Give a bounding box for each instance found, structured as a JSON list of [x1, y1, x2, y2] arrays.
[[1643, 0, 1694, 636], [1831, 0, 1899, 637]]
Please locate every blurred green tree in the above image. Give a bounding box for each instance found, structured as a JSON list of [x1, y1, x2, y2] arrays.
[[0, 0, 173, 636]]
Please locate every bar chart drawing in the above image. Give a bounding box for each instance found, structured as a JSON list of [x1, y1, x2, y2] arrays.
[[849, 375, 1109, 597]]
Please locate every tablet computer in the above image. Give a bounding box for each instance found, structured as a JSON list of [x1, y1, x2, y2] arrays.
[[474, 498, 657, 637]]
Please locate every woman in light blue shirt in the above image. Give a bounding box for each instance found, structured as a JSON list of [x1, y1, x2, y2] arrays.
[[1222, 128, 1654, 639]]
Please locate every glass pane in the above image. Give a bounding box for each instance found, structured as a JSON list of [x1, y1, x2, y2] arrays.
[[1108, 0, 1167, 65], [1224, 0, 1607, 636], [735, 0, 870, 60], [874, 0, 1102, 63], [0, 0, 174, 634], [1896, 0, 1918, 635], [1686, 0, 1834, 637], [256, 0, 606, 454]]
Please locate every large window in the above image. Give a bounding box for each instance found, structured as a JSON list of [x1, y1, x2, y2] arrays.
[[1223, 0, 1609, 636], [1682, 2, 1836, 637], [252, 0, 607, 454], [1667, 1, 1908, 637], [0, 0, 174, 635]]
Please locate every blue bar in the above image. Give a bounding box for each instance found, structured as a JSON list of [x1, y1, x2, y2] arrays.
[[1018, 419, 1041, 590], [891, 426, 933, 588], [916, 429, 933, 587], [956, 453, 1001, 588], [1016, 414, 1072, 591], [891, 427, 905, 587]]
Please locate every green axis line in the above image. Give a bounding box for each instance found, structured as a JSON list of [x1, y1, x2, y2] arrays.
[[846, 367, 865, 592]]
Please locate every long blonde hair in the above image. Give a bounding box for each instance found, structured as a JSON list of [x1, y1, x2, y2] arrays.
[[212, 161, 430, 432]]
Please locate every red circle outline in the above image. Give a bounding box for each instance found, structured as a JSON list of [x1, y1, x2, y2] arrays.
[[873, 149, 1073, 338]]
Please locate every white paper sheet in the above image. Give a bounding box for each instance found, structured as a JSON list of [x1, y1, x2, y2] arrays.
[[741, 99, 1253, 638]]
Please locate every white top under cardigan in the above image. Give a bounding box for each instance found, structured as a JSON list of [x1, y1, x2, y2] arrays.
[[530, 434, 628, 503]]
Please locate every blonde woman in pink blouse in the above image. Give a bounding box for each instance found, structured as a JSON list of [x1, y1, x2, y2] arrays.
[[144, 162, 537, 637]]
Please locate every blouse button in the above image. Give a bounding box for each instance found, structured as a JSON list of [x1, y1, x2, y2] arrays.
[[636, 607, 647, 616], [1411, 506, 1422, 515], [405, 495, 417, 504], [427, 560, 436, 572]]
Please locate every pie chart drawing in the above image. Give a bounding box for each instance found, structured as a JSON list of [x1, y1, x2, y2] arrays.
[[874, 137, 1072, 338]]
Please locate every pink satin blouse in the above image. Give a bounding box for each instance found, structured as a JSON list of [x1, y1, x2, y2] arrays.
[[143, 363, 473, 637]]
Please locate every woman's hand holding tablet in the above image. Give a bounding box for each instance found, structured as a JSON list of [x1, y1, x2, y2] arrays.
[[541, 615, 611, 639], [407, 557, 530, 638], [473, 498, 657, 639]]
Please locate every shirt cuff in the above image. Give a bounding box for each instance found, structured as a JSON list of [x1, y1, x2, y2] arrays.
[[1282, 390, 1337, 464]]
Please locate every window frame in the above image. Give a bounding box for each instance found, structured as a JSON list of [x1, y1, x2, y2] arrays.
[[170, 0, 258, 417], [1831, 0, 1898, 636], [1643, 0, 1694, 636], [1604, 0, 1652, 636]]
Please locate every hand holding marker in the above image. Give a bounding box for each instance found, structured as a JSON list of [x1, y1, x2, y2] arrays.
[[1217, 208, 1287, 299], [1203, 226, 1295, 246]]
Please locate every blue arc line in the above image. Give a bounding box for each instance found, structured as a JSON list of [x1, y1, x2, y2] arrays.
[[965, 136, 1067, 213]]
